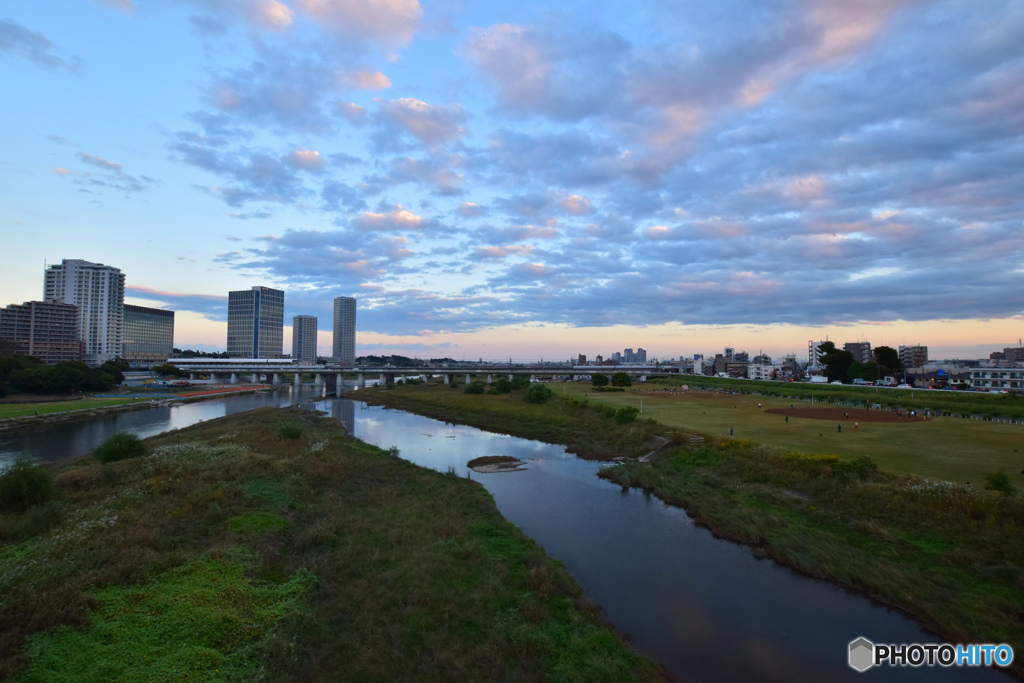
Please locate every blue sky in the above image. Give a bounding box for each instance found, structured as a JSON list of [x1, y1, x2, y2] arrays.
[[2, 0, 1022, 361]]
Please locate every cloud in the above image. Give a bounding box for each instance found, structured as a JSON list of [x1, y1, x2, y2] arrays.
[[72, 151, 151, 193], [457, 202, 486, 218], [125, 286, 228, 320], [285, 148, 327, 173], [361, 155, 465, 196], [296, 0, 422, 46], [0, 18, 82, 72], [93, 0, 135, 11], [374, 98, 467, 147], [338, 69, 391, 90], [558, 194, 595, 215], [351, 204, 427, 231], [335, 100, 368, 126]]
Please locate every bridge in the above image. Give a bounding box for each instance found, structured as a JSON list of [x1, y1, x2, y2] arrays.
[[167, 359, 688, 396]]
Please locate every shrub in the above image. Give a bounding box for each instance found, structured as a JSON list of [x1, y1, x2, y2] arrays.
[[524, 383, 553, 404], [613, 406, 640, 424], [510, 376, 530, 391], [840, 456, 879, 481], [275, 420, 303, 439], [0, 460, 54, 512], [93, 431, 148, 464], [492, 378, 513, 394], [985, 468, 1016, 497], [464, 382, 485, 394]]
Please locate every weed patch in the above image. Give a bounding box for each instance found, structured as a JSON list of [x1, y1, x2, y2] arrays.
[[92, 432, 147, 464]]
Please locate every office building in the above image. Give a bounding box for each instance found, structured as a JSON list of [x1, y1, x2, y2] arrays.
[[292, 315, 318, 364], [0, 300, 82, 364], [227, 286, 284, 358], [332, 296, 356, 363], [844, 342, 873, 364], [899, 345, 928, 369], [123, 304, 174, 366], [44, 259, 125, 366]]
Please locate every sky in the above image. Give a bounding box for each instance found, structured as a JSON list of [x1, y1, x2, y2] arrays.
[[1, 0, 1022, 362]]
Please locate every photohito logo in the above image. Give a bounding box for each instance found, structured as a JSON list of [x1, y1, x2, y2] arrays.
[[848, 637, 1014, 672]]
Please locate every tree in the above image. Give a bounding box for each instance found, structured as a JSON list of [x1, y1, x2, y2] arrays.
[[591, 373, 609, 388], [153, 363, 184, 377], [820, 346, 855, 383], [611, 372, 632, 388], [873, 346, 902, 375], [524, 383, 553, 404]]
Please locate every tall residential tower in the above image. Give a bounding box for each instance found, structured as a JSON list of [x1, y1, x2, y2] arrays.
[[291, 315, 318, 364], [227, 286, 284, 358], [332, 296, 356, 364], [44, 259, 125, 366]]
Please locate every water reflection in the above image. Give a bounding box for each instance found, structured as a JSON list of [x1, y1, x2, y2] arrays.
[[317, 399, 1006, 683]]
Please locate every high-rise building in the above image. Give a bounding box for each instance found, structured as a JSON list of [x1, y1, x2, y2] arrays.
[[0, 300, 82, 364], [44, 259, 125, 366], [332, 296, 356, 363], [292, 315, 318, 364], [123, 304, 174, 366], [899, 345, 928, 369], [844, 341, 872, 364], [227, 286, 284, 358], [636, 347, 648, 363]]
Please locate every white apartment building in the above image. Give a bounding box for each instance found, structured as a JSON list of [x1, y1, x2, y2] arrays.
[[44, 259, 125, 366]]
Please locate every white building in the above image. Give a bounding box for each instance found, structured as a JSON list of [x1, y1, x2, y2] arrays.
[[332, 296, 356, 364], [291, 315, 318, 364], [44, 259, 125, 366], [747, 363, 774, 381]]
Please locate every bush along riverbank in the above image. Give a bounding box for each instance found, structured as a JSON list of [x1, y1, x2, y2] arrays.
[[351, 381, 662, 460], [0, 407, 661, 681], [356, 383, 1024, 678]]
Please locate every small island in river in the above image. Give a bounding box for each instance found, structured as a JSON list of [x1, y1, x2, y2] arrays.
[[467, 455, 526, 473]]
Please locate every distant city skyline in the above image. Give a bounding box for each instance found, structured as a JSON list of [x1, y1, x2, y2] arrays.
[[1, 1, 1021, 361]]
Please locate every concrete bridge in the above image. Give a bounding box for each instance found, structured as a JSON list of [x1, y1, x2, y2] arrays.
[[168, 360, 687, 397]]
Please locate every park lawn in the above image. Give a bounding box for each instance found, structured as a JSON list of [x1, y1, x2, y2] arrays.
[[0, 406, 660, 682], [0, 397, 159, 420], [556, 382, 1024, 491]]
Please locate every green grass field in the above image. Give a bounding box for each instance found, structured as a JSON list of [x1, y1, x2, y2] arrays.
[[0, 407, 659, 681], [555, 382, 1024, 490], [0, 398, 159, 420]]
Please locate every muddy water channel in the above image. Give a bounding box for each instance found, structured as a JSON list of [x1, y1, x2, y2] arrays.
[[319, 398, 1006, 682]]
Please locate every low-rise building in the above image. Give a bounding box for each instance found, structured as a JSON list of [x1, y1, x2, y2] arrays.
[[970, 369, 1024, 392]]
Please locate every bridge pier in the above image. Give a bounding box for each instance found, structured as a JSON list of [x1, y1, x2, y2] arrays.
[[443, 374, 451, 385], [508, 374, 514, 382], [250, 373, 258, 384], [272, 373, 280, 385], [530, 374, 535, 382], [314, 374, 323, 386], [230, 373, 238, 384], [357, 373, 365, 388], [465, 374, 471, 384], [336, 373, 343, 397], [293, 373, 301, 386], [486, 374, 492, 384]]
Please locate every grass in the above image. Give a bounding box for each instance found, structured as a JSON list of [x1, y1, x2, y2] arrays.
[[555, 381, 1024, 489], [0, 406, 659, 681], [364, 382, 1024, 678], [354, 380, 664, 460], [0, 398, 159, 420], [598, 442, 1024, 678]]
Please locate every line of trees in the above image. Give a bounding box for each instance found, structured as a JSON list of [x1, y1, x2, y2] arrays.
[[0, 355, 128, 397], [819, 342, 904, 384]]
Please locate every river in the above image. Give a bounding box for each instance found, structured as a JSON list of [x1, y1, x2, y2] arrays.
[[0, 390, 1008, 681]]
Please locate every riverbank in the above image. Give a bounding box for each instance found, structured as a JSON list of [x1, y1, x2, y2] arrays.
[[355, 383, 1024, 678], [0, 406, 661, 681], [0, 386, 272, 433], [350, 383, 664, 460]]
